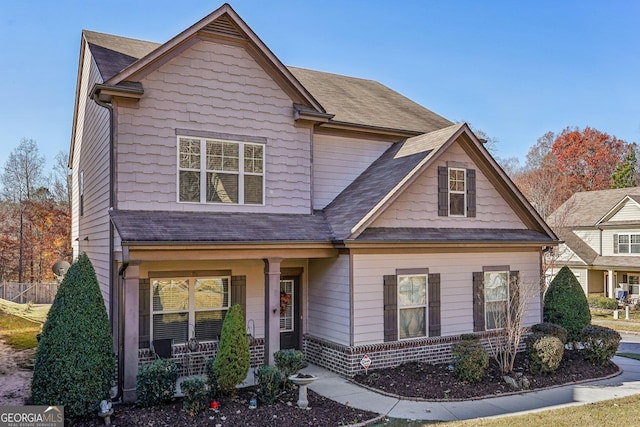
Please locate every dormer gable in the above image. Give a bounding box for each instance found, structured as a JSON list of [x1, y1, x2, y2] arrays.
[[597, 195, 640, 226]]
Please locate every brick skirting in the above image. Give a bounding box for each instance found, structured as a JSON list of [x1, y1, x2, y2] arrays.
[[303, 333, 527, 377]]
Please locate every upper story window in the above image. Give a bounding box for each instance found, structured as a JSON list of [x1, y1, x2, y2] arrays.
[[615, 233, 640, 254], [178, 137, 264, 205], [438, 165, 476, 217]]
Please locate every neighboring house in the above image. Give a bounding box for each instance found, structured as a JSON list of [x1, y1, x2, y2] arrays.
[[548, 187, 640, 300], [69, 3, 557, 402]]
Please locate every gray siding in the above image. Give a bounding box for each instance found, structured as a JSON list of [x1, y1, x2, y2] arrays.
[[308, 255, 351, 345], [312, 134, 392, 209], [352, 251, 542, 345], [372, 143, 525, 229], [72, 46, 112, 306], [609, 199, 640, 222], [114, 40, 312, 214]]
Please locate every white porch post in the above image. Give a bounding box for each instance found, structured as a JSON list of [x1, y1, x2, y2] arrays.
[[122, 264, 140, 403], [608, 269, 615, 298], [264, 258, 282, 366]]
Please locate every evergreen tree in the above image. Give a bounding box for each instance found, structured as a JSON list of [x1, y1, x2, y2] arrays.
[[212, 304, 250, 397], [611, 145, 638, 188], [31, 254, 114, 419], [543, 266, 591, 344]]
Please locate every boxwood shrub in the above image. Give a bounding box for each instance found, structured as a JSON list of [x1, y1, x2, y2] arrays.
[[527, 335, 564, 374], [530, 322, 568, 345], [31, 254, 114, 419], [451, 340, 489, 383], [580, 325, 621, 365], [274, 349, 305, 379], [255, 365, 283, 404], [543, 266, 591, 343], [136, 358, 178, 407], [181, 376, 208, 416]]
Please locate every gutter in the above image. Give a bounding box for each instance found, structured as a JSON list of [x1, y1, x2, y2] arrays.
[[91, 88, 123, 402]]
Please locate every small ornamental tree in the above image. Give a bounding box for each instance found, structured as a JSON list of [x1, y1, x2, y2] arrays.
[[212, 304, 250, 397], [543, 266, 591, 344], [31, 253, 114, 419]]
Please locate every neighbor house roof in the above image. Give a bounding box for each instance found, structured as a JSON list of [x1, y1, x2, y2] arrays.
[[356, 228, 555, 244], [549, 187, 640, 227]]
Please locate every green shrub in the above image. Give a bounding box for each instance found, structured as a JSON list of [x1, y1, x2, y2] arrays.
[[31, 254, 115, 419], [255, 365, 283, 405], [181, 377, 208, 416], [274, 349, 305, 379], [587, 296, 618, 310], [459, 333, 480, 342], [451, 340, 489, 383], [530, 322, 568, 345], [204, 357, 220, 398], [212, 304, 250, 397], [136, 358, 178, 407], [527, 335, 564, 374], [543, 266, 591, 343], [581, 325, 621, 365]]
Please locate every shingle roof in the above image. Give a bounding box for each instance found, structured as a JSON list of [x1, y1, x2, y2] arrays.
[[288, 67, 452, 134], [554, 227, 598, 264], [82, 30, 451, 134], [548, 187, 640, 227], [357, 228, 555, 243], [323, 124, 463, 239], [109, 210, 334, 243]]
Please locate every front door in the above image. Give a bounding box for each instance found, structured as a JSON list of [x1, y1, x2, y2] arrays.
[[279, 276, 300, 350]]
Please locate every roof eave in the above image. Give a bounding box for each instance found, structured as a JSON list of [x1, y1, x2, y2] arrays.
[[91, 82, 144, 103]]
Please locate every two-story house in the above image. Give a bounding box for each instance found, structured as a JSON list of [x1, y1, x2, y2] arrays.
[[70, 3, 557, 402], [548, 187, 640, 300]]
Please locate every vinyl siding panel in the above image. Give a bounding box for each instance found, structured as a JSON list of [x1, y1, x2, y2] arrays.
[[372, 143, 525, 229], [574, 229, 601, 254], [602, 228, 640, 256], [308, 255, 351, 345], [72, 47, 112, 307], [352, 251, 542, 345], [115, 40, 312, 213], [312, 134, 392, 209], [608, 200, 640, 222]]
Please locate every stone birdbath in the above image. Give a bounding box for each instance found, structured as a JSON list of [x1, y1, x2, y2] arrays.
[[288, 373, 318, 409]]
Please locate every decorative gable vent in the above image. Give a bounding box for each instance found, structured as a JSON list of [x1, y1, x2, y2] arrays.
[[202, 14, 246, 40]]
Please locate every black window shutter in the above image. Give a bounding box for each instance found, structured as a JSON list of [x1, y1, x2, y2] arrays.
[[231, 275, 247, 319], [428, 273, 441, 337], [467, 168, 476, 218], [613, 234, 619, 254], [438, 166, 448, 216], [509, 271, 520, 326], [383, 275, 398, 342], [473, 272, 485, 332]]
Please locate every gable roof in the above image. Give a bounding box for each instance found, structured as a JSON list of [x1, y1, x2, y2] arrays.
[[549, 187, 640, 227]]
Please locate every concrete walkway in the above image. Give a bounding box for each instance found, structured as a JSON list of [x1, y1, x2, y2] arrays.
[[304, 335, 640, 422]]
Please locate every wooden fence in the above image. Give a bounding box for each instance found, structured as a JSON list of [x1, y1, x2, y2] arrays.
[[0, 282, 59, 304]]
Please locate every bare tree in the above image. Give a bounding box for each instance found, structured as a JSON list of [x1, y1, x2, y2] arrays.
[[484, 274, 540, 375], [0, 138, 45, 282], [50, 150, 71, 208]]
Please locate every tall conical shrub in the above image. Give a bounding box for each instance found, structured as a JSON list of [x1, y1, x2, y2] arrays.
[[212, 304, 249, 396], [543, 266, 591, 343], [31, 253, 114, 419]]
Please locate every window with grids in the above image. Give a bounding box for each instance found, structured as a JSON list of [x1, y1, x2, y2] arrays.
[[449, 168, 466, 216], [279, 279, 294, 332], [178, 137, 264, 204], [618, 234, 640, 254], [151, 277, 230, 343], [484, 271, 508, 330], [398, 274, 427, 339]]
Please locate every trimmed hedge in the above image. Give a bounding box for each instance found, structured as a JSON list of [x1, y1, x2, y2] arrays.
[[274, 349, 305, 379], [136, 358, 178, 407], [580, 325, 621, 365], [181, 376, 208, 416], [543, 266, 591, 343], [31, 254, 114, 419], [530, 322, 568, 345], [587, 296, 618, 310], [451, 340, 489, 383], [527, 335, 564, 374], [255, 365, 283, 405]]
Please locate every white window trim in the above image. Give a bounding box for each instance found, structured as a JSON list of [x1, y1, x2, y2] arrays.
[[397, 273, 428, 340], [150, 276, 231, 344], [448, 167, 466, 217], [176, 136, 265, 205], [617, 233, 640, 254], [484, 271, 509, 331]]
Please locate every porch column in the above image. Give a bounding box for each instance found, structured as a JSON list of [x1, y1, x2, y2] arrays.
[[122, 264, 140, 403], [608, 269, 615, 299], [264, 258, 282, 366]]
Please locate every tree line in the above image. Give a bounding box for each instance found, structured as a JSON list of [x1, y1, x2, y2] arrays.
[[0, 138, 71, 283]]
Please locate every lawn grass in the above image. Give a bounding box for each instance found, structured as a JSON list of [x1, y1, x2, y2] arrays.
[[0, 300, 49, 350], [591, 307, 640, 333]]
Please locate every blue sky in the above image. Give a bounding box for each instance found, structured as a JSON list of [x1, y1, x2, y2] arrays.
[[2, 0, 639, 174]]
